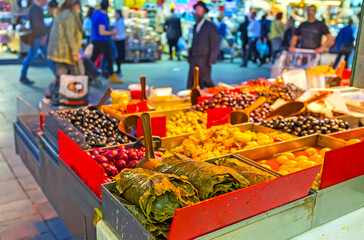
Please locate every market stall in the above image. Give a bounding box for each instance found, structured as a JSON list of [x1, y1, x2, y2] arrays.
[[12, 6, 364, 238], [13, 65, 364, 239]]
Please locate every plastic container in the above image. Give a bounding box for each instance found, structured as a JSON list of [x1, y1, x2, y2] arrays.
[[128, 84, 149, 100], [342, 69, 351, 80], [110, 90, 130, 106]]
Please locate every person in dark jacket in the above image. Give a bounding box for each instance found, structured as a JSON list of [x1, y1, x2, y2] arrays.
[[164, 9, 182, 60], [282, 16, 295, 50], [333, 19, 355, 69], [238, 16, 249, 59], [20, 0, 55, 84], [187, 1, 220, 89], [260, 14, 271, 64]]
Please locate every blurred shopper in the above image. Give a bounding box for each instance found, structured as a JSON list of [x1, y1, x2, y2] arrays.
[[217, 16, 227, 60], [187, 1, 220, 89], [289, 5, 333, 53], [241, 12, 261, 67], [333, 19, 355, 69], [20, 0, 55, 84], [238, 15, 250, 60], [270, 12, 285, 62], [164, 8, 182, 60], [83, 7, 94, 44], [91, 0, 122, 83], [282, 16, 295, 50], [47, 0, 81, 75], [47, 0, 58, 17], [41, 0, 82, 106], [112, 10, 125, 74], [260, 14, 271, 63]]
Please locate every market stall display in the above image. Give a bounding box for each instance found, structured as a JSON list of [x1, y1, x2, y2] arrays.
[[114, 168, 199, 222], [153, 157, 249, 200], [191, 91, 272, 123], [256, 83, 305, 105], [166, 110, 207, 137], [261, 116, 350, 136], [257, 147, 329, 189], [165, 124, 295, 160], [87, 146, 163, 183], [124, 16, 160, 62], [236, 134, 349, 190], [213, 157, 276, 185], [49, 109, 132, 149], [11, 34, 364, 240]]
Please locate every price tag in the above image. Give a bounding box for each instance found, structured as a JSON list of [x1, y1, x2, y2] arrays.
[[229, 88, 241, 94], [39, 113, 46, 133], [126, 101, 149, 114], [197, 96, 211, 103], [137, 116, 167, 138], [207, 107, 231, 128]]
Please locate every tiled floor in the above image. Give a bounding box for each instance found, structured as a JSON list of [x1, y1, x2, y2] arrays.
[[0, 51, 336, 239]]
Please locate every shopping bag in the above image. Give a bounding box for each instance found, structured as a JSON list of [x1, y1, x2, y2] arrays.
[[177, 38, 188, 51], [256, 40, 269, 58], [59, 74, 88, 105], [20, 30, 34, 46], [84, 43, 93, 58]]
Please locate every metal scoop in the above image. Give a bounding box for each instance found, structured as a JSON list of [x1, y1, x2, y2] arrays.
[[136, 113, 161, 169], [191, 67, 203, 105], [88, 87, 112, 111], [231, 97, 267, 124], [266, 92, 330, 120]]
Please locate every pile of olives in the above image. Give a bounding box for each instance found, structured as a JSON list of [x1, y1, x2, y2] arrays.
[[256, 83, 304, 104], [191, 91, 272, 123], [58, 109, 132, 149], [261, 116, 350, 137]]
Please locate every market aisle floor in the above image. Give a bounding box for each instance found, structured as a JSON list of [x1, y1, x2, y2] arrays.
[[0, 52, 335, 239]]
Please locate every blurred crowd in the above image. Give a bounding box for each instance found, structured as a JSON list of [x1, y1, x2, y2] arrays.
[[19, 0, 358, 104]]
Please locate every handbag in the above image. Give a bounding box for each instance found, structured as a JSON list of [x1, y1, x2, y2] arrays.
[[59, 74, 88, 106], [84, 43, 93, 58], [339, 43, 354, 55], [20, 30, 34, 46]]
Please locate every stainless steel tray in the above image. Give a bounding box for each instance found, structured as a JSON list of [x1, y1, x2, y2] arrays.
[[312, 175, 364, 227], [328, 126, 364, 140], [14, 121, 41, 184], [102, 182, 155, 240], [197, 190, 317, 240], [38, 135, 97, 240], [118, 108, 202, 139], [234, 134, 346, 162]]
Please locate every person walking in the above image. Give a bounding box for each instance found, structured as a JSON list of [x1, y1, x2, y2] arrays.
[[20, 0, 55, 84], [83, 7, 94, 44], [91, 0, 122, 83], [47, 0, 58, 17], [289, 5, 333, 53], [217, 15, 227, 60], [47, 0, 82, 75], [241, 12, 261, 67], [260, 14, 271, 63], [270, 12, 285, 62], [187, 1, 220, 89], [164, 8, 182, 60], [40, 0, 82, 106], [112, 10, 125, 74], [333, 19, 355, 69], [282, 16, 295, 50], [238, 15, 250, 60]]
